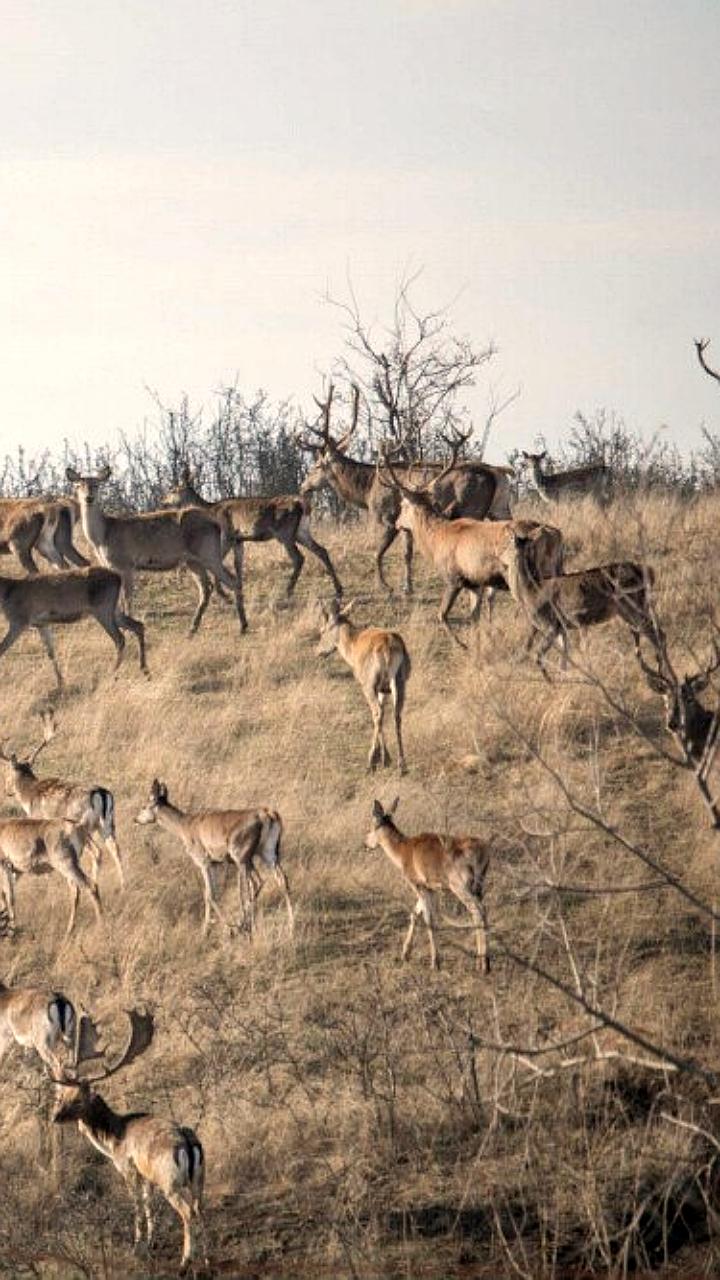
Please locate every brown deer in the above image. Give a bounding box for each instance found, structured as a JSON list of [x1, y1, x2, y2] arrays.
[[519, 451, 611, 505], [0, 813, 102, 938], [299, 384, 513, 593], [50, 1010, 205, 1274], [135, 779, 293, 935], [0, 566, 147, 688], [636, 632, 720, 778], [316, 599, 411, 774], [162, 464, 343, 605], [1, 711, 124, 888], [365, 799, 490, 972], [66, 465, 244, 633], [0, 982, 79, 1075], [0, 497, 87, 575], [501, 530, 656, 675]]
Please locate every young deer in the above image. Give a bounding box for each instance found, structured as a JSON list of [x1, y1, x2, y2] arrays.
[[51, 1011, 205, 1274], [365, 799, 491, 972], [0, 982, 78, 1075], [135, 780, 293, 935], [0, 815, 102, 939], [1, 711, 124, 888], [317, 599, 411, 774], [0, 565, 147, 688], [501, 531, 656, 676]]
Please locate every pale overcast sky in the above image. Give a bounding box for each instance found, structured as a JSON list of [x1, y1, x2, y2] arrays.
[[2, 0, 719, 462]]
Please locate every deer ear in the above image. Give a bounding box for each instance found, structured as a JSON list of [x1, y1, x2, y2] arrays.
[[520, 451, 529, 460], [387, 796, 400, 816], [539, 450, 547, 461], [66, 467, 80, 482], [372, 799, 385, 821]]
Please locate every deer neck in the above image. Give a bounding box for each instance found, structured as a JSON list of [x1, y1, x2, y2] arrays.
[[335, 621, 364, 667], [504, 545, 539, 608], [155, 800, 191, 841], [76, 494, 108, 551], [78, 1092, 133, 1155], [326, 452, 373, 508], [9, 767, 40, 811], [374, 823, 412, 875], [528, 459, 552, 501]]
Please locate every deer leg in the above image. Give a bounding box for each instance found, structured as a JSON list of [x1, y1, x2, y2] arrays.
[[36, 626, 64, 688], [186, 562, 211, 635], [85, 836, 103, 888], [273, 864, 294, 931], [230, 540, 248, 633], [364, 694, 383, 770], [166, 1191, 195, 1274], [376, 691, 391, 767], [94, 613, 126, 672], [402, 898, 424, 961], [468, 587, 485, 623], [0, 861, 16, 933], [279, 536, 305, 597], [391, 679, 407, 776], [0, 621, 25, 670], [454, 886, 490, 975], [141, 1179, 154, 1246], [419, 890, 439, 970], [438, 582, 467, 648], [10, 536, 38, 575], [195, 856, 228, 934], [375, 524, 400, 593], [117, 611, 148, 675], [103, 833, 125, 889], [121, 572, 135, 614], [401, 528, 414, 594], [296, 522, 343, 596]]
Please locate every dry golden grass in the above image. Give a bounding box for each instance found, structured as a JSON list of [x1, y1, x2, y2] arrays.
[[1, 492, 720, 1276]]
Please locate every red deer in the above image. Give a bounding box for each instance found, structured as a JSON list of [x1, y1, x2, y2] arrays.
[[519, 451, 611, 505]]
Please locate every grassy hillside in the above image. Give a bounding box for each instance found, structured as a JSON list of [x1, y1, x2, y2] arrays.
[[1, 491, 720, 1278]]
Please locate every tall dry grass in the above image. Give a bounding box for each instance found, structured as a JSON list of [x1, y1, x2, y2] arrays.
[[1, 491, 720, 1276]]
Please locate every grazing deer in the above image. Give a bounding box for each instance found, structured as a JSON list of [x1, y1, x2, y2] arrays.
[[0, 711, 124, 888], [519, 451, 611, 505], [0, 566, 147, 688], [162, 464, 343, 604], [66, 465, 244, 634], [317, 599, 411, 774], [365, 799, 490, 972], [51, 1010, 205, 1274], [0, 814, 102, 938], [501, 531, 656, 676], [299, 384, 513, 593], [135, 779, 293, 935], [0, 982, 78, 1075]]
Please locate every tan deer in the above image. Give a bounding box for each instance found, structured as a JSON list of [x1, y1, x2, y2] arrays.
[[50, 1010, 205, 1274], [300, 384, 513, 593], [0, 495, 88, 574], [519, 451, 611, 505], [0, 814, 102, 938], [135, 779, 293, 935], [501, 530, 656, 675], [0, 982, 79, 1075], [65, 465, 244, 633], [316, 599, 411, 774], [0, 565, 147, 688], [0, 711, 124, 888], [365, 799, 491, 972]]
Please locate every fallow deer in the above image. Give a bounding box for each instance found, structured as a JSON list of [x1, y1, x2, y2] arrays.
[[0, 814, 102, 938], [316, 599, 411, 774], [51, 1010, 205, 1274], [0, 711, 124, 888], [0, 982, 79, 1075], [365, 799, 491, 972], [501, 531, 656, 676], [519, 451, 611, 505], [135, 779, 293, 935], [300, 384, 513, 593], [0, 566, 147, 688], [162, 464, 343, 604], [65, 465, 244, 633]]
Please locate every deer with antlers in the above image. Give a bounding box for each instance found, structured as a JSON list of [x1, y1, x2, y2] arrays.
[[519, 451, 611, 505], [1, 711, 124, 888], [135, 779, 293, 935], [365, 799, 490, 972], [500, 530, 656, 676], [66, 465, 244, 633], [0, 812, 102, 938], [50, 1010, 205, 1273], [0, 981, 79, 1075], [299, 384, 513, 594], [636, 628, 720, 779], [0, 565, 147, 688], [317, 599, 411, 774]]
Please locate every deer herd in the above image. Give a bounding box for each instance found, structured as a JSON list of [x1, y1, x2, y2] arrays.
[[0, 377, 711, 1273]]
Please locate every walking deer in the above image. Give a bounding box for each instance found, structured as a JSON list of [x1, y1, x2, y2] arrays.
[[519, 451, 611, 505], [0, 496, 88, 575], [501, 531, 656, 676], [365, 799, 491, 972], [51, 1010, 205, 1274], [0, 814, 102, 938], [0, 982, 79, 1075], [0, 566, 147, 688], [65, 465, 243, 633], [316, 599, 411, 773], [135, 780, 293, 935], [300, 384, 512, 593], [1, 711, 124, 888]]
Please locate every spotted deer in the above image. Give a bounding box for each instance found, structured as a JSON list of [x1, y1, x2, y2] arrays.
[[0, 982, 78, 1075], [0, 814, 102, 938]]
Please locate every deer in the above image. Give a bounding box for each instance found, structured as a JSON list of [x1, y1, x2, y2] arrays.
[[0, 497, 87, 575], [365, 799, 490, 972], [299, 384, 513, 594], [519, 451, 611, 505], [135, 779, 293, 936], [65, 465, 244, 634], [0, 711, 124, 889], [636, 631, 720, 778], [316, 599, 411, 774], [500, 530, 656, 677], [0, 981, 80, 1075], [0, 565, 147, 688], [50, 1009, 205, 1274], [382, 448, 564, 644], [0, 813, 102, 939], [162, 463, 343, 605]]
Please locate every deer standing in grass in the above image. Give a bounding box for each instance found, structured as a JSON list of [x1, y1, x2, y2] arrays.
[[135, 779, 293, 935], [300, 384, 513, 593], [365, 799, 491, 972], [637, 631, 720, 782], [66, 465, 243, 634], [501, 531, 656, 676], [51, 1010, 205, 1274], [0, 982, 79, 1075], [0, 496, 87, 575], [316, 599, 411, 774], [519, 451, 611, 505], [1, 711, 124, 888], [0, 566, 147, 688], [0, 813, 102, 938]]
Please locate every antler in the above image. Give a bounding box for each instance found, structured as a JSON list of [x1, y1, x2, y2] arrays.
[[432, 423, 474, 489], [27, 709, 57, 767], [301, 383, 360, 454], [687, 636, 720, 693], [56, 1009, 154, 1085], [695, 338, 720, 386]]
